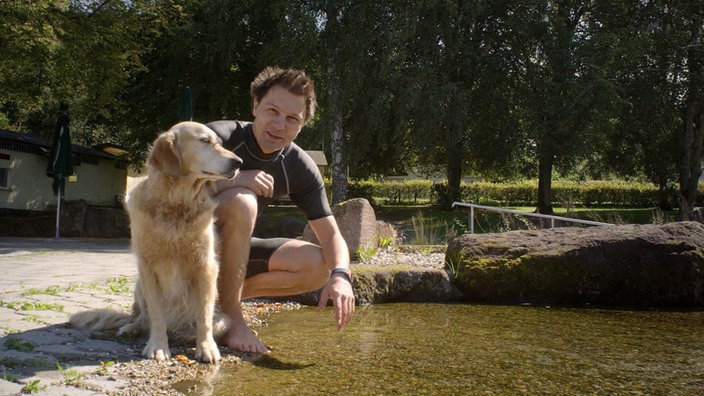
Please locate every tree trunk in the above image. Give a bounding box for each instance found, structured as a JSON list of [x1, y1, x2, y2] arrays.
[[678, 17, 703, 220], [328, 64, 347, 205], [536, 149, 554, 214], [325, 3, 348, 205], [444, 84, 465, 208], [446, 150, 463, 207]]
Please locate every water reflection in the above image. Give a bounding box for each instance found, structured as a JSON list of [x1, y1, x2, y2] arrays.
[[251, 355, 316, 371], [194, 303, 704, 395]]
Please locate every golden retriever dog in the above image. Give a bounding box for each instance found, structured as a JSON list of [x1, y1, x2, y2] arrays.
[[70, 121, 241, 363]]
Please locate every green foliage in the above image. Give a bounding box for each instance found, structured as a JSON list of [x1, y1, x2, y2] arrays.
[[332, 179, 690, 209], [433, 180, 688, 209], [340, 179, 434, 205], [57, 362, 83, 385], [1, 0, 701, 213], [355, 246, 378, 263], [21, 284, 77, 297], [379, 236, 394, 248], [3, 338, 35, 352], [20, 379, 45, 394], [96, 360, 115, 376], [106, 276, 131, 295], [0, 300, 63, 312]]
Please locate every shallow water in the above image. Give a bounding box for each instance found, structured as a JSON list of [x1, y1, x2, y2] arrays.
[[189, 303, 704, 395]]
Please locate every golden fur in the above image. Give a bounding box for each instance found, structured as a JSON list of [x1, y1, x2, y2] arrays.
[[70, 121, 241, 363]]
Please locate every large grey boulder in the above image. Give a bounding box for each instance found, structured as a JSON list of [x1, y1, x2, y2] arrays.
[[446, 222, 704, 307], [302, 198, 379, 257]]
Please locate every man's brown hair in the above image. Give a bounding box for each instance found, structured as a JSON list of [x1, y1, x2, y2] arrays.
[[250, 67, 317, 122]]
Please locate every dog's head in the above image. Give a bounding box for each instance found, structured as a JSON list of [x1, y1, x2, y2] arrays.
[[148, 121, 242, 180]]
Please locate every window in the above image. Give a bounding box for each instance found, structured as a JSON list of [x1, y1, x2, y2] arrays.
[[0, 168, 8, 189]]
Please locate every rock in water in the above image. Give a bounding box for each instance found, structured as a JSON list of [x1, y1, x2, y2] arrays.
[[446, 222, 704, 307]]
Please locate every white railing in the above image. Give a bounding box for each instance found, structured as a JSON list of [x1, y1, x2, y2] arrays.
[[452, 202, 614, 234]]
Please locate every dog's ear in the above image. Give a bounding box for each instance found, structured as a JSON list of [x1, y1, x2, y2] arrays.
[[148, 131, 183, 176]]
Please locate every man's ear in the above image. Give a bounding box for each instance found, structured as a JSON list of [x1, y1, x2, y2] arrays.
[[252, 98, 259, 117], [148, 130, 182, 176]]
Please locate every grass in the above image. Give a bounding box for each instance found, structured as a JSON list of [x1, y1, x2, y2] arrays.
[[106, 276, 132, 294], [0, 300, 64, 312], [96, 360, 115, 376], [4, 338, 35, 352], [84, 276, 133, 295], [57, 363, 83, 385], [355, 246, 378, 262], [21, 284, 78, 297], [20, 379, 45, 393]]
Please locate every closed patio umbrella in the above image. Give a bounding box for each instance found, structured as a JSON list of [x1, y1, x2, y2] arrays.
[[177, 85, 193, 121], [46, 105, 73, 238]]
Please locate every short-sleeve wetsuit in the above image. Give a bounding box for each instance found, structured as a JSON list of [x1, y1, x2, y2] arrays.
[[207, 120, 333, 276]]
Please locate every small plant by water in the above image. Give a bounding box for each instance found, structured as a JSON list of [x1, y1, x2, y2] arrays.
[[96, 360, 115, 376], [20, 379, 45, 394], [355, 246, 378, 262], [410, 212, 460, 244], [444, 256, 462, 280], [57, 363, 83, 385], [379, 236, 394, 248]]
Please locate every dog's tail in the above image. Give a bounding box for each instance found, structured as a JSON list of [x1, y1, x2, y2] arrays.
[[69, 309, 131, 331]]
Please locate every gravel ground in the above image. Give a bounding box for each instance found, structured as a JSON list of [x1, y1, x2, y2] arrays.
[[354, 246, 446, 269], [93, 301, 303, 396]]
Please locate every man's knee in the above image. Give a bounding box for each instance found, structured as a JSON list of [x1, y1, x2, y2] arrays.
[[214, 188, 258, 233], [299, 244, 331, 291]]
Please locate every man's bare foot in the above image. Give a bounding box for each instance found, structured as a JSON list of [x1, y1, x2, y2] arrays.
[[226, 321, 270, 353]]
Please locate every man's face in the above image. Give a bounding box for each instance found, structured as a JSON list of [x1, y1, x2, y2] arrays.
[[252, 85, 306, 154]]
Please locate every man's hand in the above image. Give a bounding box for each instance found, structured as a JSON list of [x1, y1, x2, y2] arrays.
[[317, 274, 355, 330], [215, 170, 274, 197]]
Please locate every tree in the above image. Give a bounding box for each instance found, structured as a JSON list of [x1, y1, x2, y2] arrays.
[[398, 1, 527, 204], [599, 1, 704, 214], [0, 1, 64, 130], [0, 0, 146, 146], [262, 1, 414, 203], [516, 1, 623, 213], [119, 0, 282, 162], [597, 2, 680, 206], [676, 3, 704, 218]]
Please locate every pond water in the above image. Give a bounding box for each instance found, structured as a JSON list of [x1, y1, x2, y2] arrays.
[[180, 303, 704, 395]]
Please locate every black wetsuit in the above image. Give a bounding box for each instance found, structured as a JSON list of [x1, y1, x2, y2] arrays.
[[207, 120, 331, 220], [207, 120, 333, 276]]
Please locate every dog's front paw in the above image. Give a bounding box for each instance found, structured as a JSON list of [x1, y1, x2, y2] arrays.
[[195, 337, 221, 363], [143, 339, 171, 361]]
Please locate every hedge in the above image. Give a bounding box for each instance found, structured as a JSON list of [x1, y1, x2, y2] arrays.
[[324, 179, 702, 208]]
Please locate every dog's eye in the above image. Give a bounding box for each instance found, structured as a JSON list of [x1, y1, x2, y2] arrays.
[[200, 138, 212, 144]]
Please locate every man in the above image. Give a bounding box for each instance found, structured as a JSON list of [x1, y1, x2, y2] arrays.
[[207, 67, 355, 354]]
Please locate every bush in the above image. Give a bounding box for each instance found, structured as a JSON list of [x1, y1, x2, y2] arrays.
[[326, 179, 700, 209]]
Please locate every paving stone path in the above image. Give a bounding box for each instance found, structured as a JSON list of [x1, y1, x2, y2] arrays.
[[0, 237, 138, 395]]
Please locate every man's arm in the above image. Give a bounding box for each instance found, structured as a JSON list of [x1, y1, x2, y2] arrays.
[[310, 215, 355, 330], [211, 170, 274, 198]]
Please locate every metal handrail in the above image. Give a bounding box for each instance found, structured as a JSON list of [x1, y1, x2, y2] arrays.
[[451, 202, 614, 234]]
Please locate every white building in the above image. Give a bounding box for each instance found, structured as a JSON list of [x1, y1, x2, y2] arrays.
[[0, 128, 128, 213]]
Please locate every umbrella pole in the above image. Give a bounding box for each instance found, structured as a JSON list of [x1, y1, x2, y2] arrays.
[[55, 188, 61, 239]]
